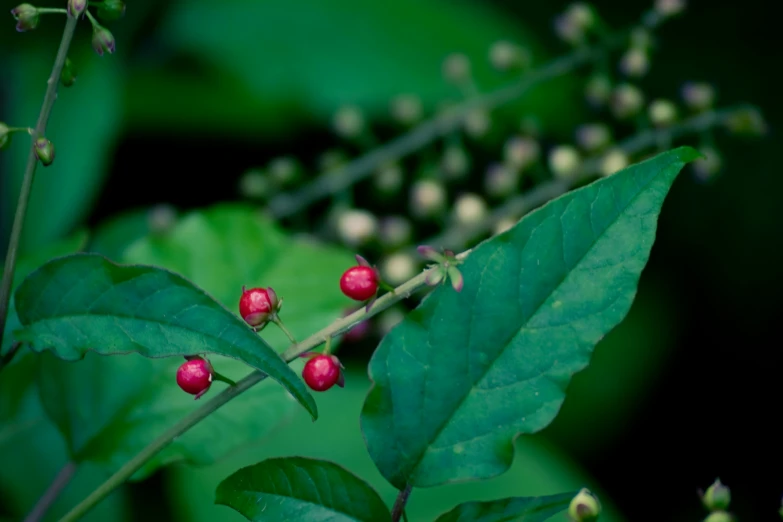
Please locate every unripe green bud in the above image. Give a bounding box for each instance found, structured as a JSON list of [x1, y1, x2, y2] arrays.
[[11, 3, 38, 32], [378, 215, 411, 248], [34, 137, 55, 166], [655, 0, 686, 17], [599, 149, 629, 177], [381, 252, 418, 286], [60, 57, 77, 87], [554, 3, 596, 45], [681, 82, 715, 111], [442, 53, 471, 84], [92, 24, 116, 56], [332, 105, 365, 139], [238, 169, 271, 200], [374, 163, 404, 194], [692, 147, 721, 181], [703, 511, 733, 522], [268, 156, 299, 185], [390, 94, 422, 125], [568, 488, 601, 521], [147, 204, 177, 234], [464, 109, 490, 138], [489, 40, 530, 71], [0, 123, 10, 150], [67, 0, 86, 18], [452, 193, 487, 227], [410, 179, 446, 219], [724, 107, 767, 136], [619, 47, 649, 77], [336, 209, 378, 246], [575, 123, 612, 152], [97, 0, 126, 21], [504, 136, 539, 170], [440, 146, 470, 180], [484, 163, 518, 198], [585, 74, 612, 107], [701, 479, 731, 511]]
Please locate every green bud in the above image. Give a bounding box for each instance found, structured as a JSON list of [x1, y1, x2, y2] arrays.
[[701, 479, 731, 511], [11, 3, 38, 32], [568, 488, 601, 521], [91, 24, 116, 56], [97, 0, 126, 21], [34, 137, 55, 166], [724, 107, 767, 136], [60, 57, 77, 87], [703, 511, 733, 522], [0, 123, 10, 150]]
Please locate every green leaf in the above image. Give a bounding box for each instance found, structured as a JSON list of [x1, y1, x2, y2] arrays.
[[1, 48, 122, 251], [361, 147, 700, 489], [36, 351, 296, 479], [13, 253, 317, 419], [433, 492, 575, 522], [121, 203, 355, 351], [1, 231, 88, 356], [127, 0, 578, 134], [216, 457, 391, 522]]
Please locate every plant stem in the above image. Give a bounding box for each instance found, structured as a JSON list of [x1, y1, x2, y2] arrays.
[[0, 15, 79, 356], [272, 316, 297, 344], [23, 461, 77, 522], [391, 484, 413, 522], [266, 46, 611, 220], [0, 341, 22, 374], [56, 255, 470, 522]]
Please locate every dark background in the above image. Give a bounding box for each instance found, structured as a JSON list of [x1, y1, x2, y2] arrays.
[[1, 0, 781, 520]]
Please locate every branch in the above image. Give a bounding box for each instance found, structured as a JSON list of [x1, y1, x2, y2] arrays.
[[0, 15, 79, 353], [23, 462, 77, 522], [57, 252, 471, 522]]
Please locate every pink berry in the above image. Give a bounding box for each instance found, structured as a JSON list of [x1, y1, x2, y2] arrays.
[[340, 266, 379, 301], [239, 286, 279, 327], [302, 354, 344, 392], [176, 357, 213, 399]]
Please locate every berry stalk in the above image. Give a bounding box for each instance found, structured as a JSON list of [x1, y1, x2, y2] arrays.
[[0, 14, 79, 362], [57, 251, 471, 522]]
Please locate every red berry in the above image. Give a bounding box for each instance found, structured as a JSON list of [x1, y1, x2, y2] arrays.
[[176, 357, 213, 399], [302, 354, 344, 391], [239, 286, 279, 327], [340, 266, 379, 301]]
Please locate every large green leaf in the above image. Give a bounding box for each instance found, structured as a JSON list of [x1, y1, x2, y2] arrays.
[[127, 0, 578, 134], [36, 351, 296, 479], [1, 48, 122, 251], [216, 457, 391, 522], [433, 492, 575, 522], [361, 147, 700, 488], [0, 352, 130, 522], [1, 231, 88, 356], [121, 203, 355, 351], [12, 253, 317, 419]]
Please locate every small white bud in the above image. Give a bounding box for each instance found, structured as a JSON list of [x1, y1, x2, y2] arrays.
[[493, 217, 517, 235], [443, 53, 471, 84], [148, 204, 177, 234], [337, 209, 378, 246], [484, 163, 519, 198], [504, 136, 540, 170], [648, 99, 678, 127], [452, 193, 488, 227], [319, 149, 347, 172], [692, 147, 721, 181], [575, 123, 612, 152], [464, 109, 491, 138], [611, 83, 645, 119], [654, 0, 686, 17], [381, 252, 419, 286], [599, 149, 629, 176], [410, 179, 447, 218], [332, 105, 364, 139], [378, 216, 412, 248], [681, 82, 715, 111], [554, 3, 596, 44], [548, 145, 581, 179], [489, 40, 530, 71], [619, 47, 649, 77], [441, 146, 470, 179], [390, 94, 423, 125], [238, 169, 271, 199]]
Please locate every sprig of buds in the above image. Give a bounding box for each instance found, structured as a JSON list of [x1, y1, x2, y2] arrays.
[[417, 245, 463, 292]]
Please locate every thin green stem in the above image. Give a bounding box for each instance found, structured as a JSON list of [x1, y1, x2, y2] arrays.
[[84, 10, 100, 29], [36, 8, 68, 14], [272, 316, 297, 344], [0, 15, 79, 357], [23, 461, 77, 522], [391, 484, 413, 522], [56, 255, 471, 522], [211, 371, 237, 387]]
